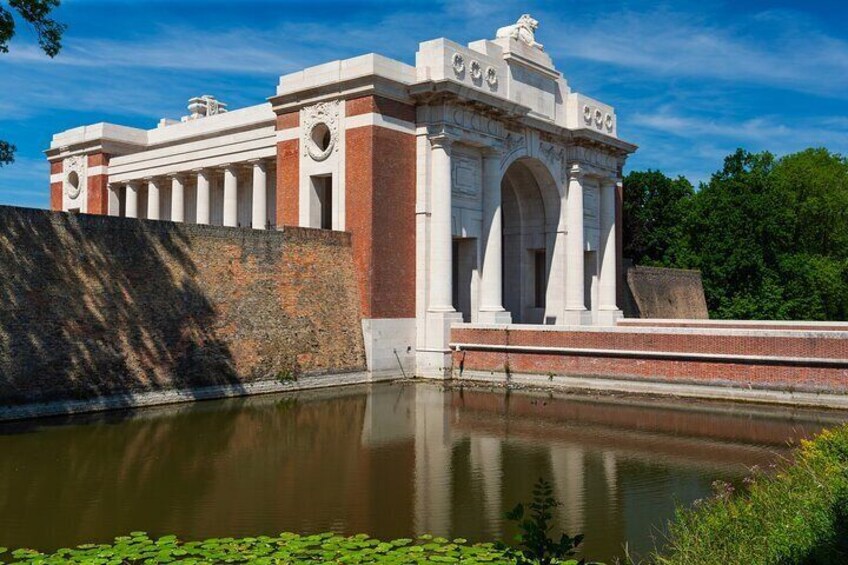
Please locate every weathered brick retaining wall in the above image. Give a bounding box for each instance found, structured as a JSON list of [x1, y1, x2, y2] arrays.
[[0, 206, 366, 406], [626, 266, 709, 319], [451, 325, 848, 399]]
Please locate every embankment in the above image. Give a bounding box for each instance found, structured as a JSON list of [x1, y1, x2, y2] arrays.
[[0, 206, 366, 417]]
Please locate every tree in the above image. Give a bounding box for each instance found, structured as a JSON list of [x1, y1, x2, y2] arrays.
[[622, 169, 694, 266], [0, 0, 66, 166], [682, 149, 795, 319], [625, 148, 848, 321]]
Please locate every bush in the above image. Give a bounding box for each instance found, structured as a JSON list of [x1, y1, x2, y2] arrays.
[[655, 424, 848, 565]]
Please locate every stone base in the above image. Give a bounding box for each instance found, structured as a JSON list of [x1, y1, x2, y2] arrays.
[[595, 309, 624, 326], [563, 309, 590, 326], [417, 310, 464, 378], [361, 318, 417, 377], [477, 309, 513, 325]]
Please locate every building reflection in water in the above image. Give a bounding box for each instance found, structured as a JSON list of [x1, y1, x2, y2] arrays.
[[0, 382, 844, 562]]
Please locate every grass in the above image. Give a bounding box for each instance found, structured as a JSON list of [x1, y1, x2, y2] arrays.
[[654, 423, 848, 565]]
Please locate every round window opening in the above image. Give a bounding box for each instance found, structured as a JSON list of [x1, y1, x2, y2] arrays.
[[307, 122, 334, 161], [312, 123, 331, 151], [66, 170, 81, 199]]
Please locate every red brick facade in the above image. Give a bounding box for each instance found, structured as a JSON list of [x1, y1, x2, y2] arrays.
[[47, 154, 111, 213], [86, 153, 110, 215], [276, 138, 299, 227], [346, 96, 417, 123], [49, 183, 62, 211], [276, 112, 299, 130], [451, 326, 848, 394], [49, 161, 62, 211], [344, 96, 416, 319]]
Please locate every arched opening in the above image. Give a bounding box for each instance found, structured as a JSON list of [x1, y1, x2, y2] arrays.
[[67, 171, 79, 191], [501, 158, 561, 324], [311, 123, 331, 151]]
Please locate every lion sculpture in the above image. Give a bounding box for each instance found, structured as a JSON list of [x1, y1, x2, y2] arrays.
[[496, 14, 543, 49]]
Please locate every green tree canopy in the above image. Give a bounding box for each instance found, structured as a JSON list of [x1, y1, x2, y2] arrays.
[[0, 0, 66, 167], [625, 148, 848, 321], [622, 169, 694, 266]]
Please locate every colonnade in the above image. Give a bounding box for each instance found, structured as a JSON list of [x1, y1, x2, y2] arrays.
[[111, 159, 272, 229]]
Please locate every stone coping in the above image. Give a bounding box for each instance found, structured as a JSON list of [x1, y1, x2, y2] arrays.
[[457, 371, 848, 410], [619, 318, 848, 328], [448, 342, 848, 367], [454, 322, 848, 339], [0, 371, 389, 423]]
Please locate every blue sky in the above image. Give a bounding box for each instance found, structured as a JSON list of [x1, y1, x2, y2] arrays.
[[1, 0, 847, 209]]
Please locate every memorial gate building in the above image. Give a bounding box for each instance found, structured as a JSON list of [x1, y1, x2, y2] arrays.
[[46, 16, 637, 377]]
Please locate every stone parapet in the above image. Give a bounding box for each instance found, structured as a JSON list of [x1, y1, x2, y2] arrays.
[[450, 324, 848, 404]]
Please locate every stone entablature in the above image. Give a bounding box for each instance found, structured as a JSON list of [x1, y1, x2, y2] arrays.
[[45, 15, 637, 378]]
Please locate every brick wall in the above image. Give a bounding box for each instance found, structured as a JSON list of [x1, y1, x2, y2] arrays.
[[276, 111, 299, 227], [0, 206, 366, 405], [85, 153, 110, 215], [344, 96, 416, 319], [49, 161, 62, 211], [451, 326, 848, 394], [626, 265, 709, 319]]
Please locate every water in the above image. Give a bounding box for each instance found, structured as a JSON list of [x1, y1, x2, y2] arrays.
[[0, 382, 844, 562]]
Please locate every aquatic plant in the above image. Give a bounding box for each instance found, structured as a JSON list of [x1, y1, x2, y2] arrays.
[[0, 532, 535, 564], [504, 477, 585, 565]]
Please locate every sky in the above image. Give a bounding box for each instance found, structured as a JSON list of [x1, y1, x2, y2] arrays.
[[1, 0, 847, 209]]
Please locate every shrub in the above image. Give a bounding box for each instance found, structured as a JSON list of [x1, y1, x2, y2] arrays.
[[655, 424, 848, 565], [504, 477, 584, 565]]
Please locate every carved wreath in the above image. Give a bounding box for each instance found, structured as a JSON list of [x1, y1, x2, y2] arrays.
[[303, 101, 340, 162], [470, 60, 483, 81], [452, 53, 465, 76], [485, 66, 498, 88]]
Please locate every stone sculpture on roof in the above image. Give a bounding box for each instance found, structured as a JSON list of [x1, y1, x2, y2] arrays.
[[496, 14, 543, 50]]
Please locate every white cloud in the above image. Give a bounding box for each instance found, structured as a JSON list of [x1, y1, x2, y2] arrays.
[[632, 109, 848, 149], [0, 157, 49, 208], [542, 8, 848, 98]]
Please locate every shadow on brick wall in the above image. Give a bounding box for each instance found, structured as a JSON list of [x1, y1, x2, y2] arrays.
[[0, 207, 243, 411]]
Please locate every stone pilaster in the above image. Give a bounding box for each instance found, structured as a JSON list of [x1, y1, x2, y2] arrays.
[[598, 177, 622, 325], [223, 165, 238, 227], [565, 165, 586, 324], [478, 149, 511, 324], [170, 174, 185, 223], [250, 160, 267, 230], [195, 169, 211, 225]]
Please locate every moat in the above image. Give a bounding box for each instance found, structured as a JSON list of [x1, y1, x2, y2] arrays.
[[0, 382, 844, 562]]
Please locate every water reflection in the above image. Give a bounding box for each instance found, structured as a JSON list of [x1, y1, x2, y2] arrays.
[[0, 383, 843, 562]]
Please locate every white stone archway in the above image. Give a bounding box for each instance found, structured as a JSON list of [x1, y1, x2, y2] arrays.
[[501, 157, 561, 324]]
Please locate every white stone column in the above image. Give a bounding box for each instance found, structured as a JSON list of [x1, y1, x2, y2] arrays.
[[565, 165, 586, 324], [107, 184, 120, 217], [147, 178, 160, 220], [429, 135, 455, 312], [422, 133, 463, 379], [598, 177, 622, 325], [170, 174, 185, 223], [125, 182, 138, 218], [223, 164, 238, 227], [195, 169, 211, 225], [250, 160, 267, 230], [479, 150, 511, 324]]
